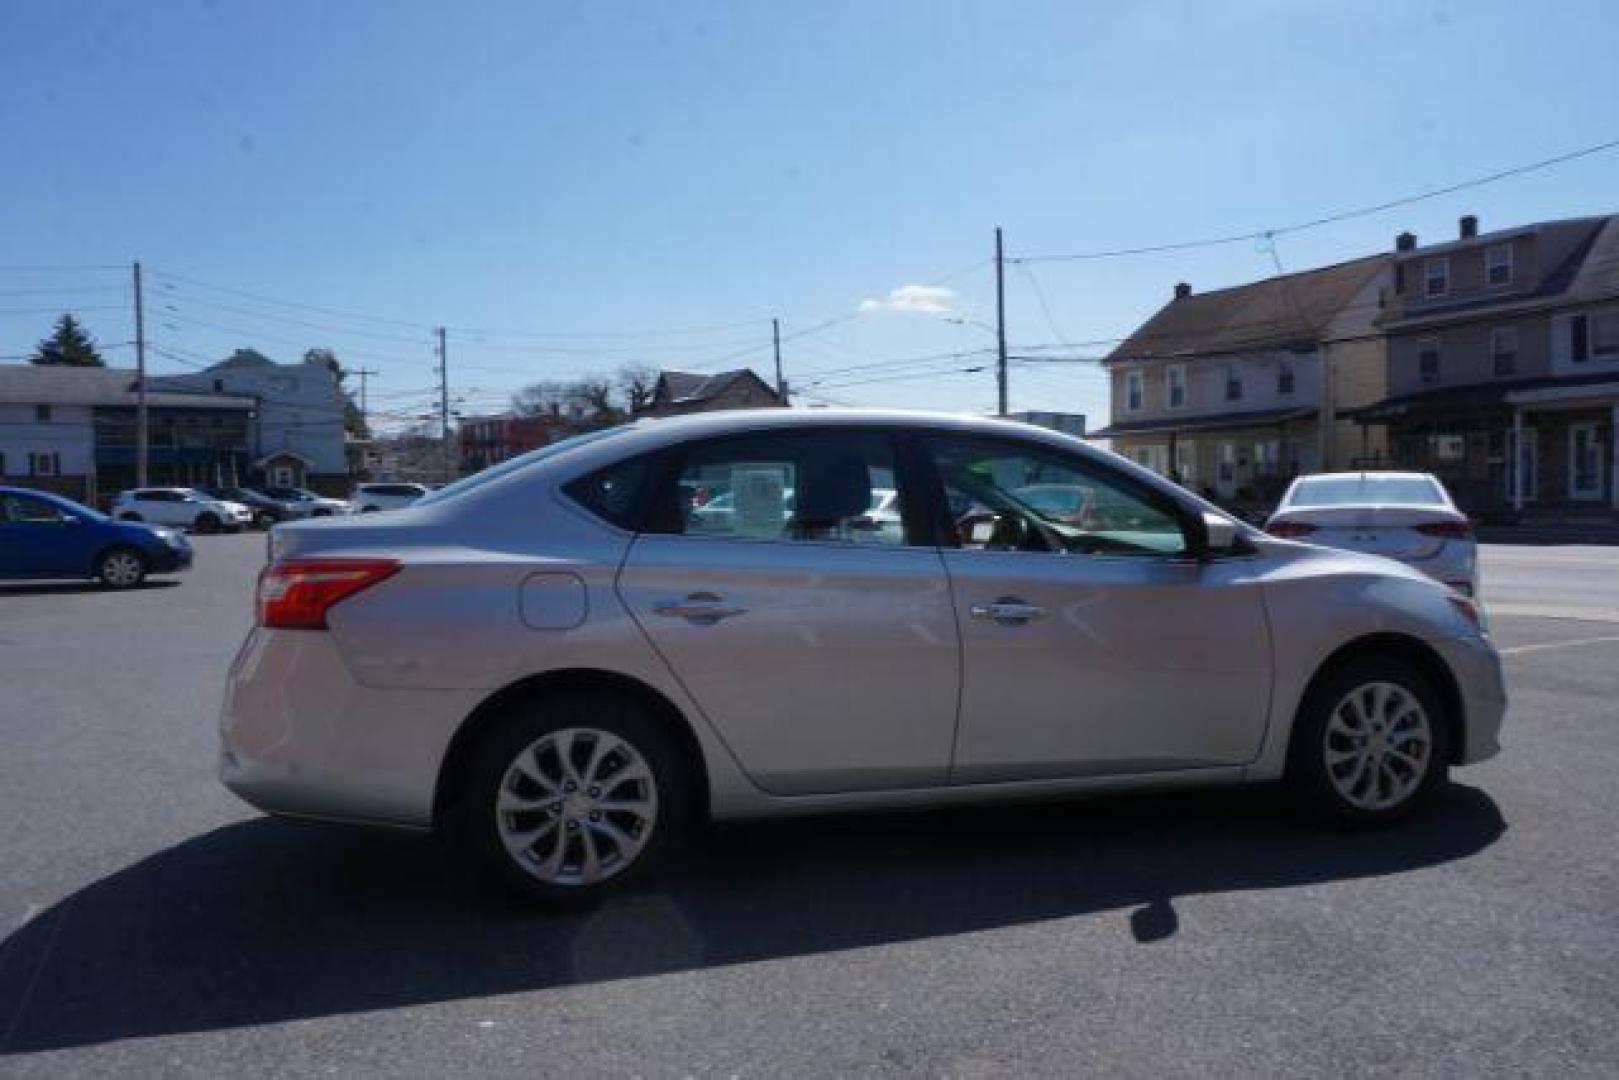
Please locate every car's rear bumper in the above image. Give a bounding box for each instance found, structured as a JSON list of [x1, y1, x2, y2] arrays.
[[219, 628, 480, 828], [1433, 633, 1507, 764]]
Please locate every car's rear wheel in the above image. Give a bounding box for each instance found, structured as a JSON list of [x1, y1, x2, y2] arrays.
[[118, 511, 143, 522], [1287, 655, 1450, 828], [96, 548, 147, 589], [457, 692, 690, 905], [194, 512, 222, 534]]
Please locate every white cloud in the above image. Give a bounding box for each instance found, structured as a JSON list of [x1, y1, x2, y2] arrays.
[[858, 283, 956, 315]]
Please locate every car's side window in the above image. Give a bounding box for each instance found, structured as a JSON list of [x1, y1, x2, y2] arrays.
[[3, 495, 68, 524], [643, 430, 911, 546], [927, 437, 1189, 557]]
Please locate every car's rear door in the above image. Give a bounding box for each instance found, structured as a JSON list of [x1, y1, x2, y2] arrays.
[[616, 428, 960, 795], [923, 434, 1273, 782]]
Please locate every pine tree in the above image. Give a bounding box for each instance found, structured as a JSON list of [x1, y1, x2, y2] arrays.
[[30, 314, 106, 367]]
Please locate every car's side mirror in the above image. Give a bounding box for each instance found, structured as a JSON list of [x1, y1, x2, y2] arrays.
[[1200, 511, 1239, 556]]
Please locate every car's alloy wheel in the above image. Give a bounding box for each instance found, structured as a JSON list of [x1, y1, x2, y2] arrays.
[[1288, 656, 1449, 827], [460, 693, 689, 904], [1323, 681, 1432, 811], [97, 549, 147, 589], [495, 727, 660, 887]]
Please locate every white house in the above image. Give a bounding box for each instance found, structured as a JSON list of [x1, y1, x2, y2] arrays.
[[149, 350, 349, 491]]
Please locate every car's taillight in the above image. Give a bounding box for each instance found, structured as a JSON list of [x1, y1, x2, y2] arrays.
[[256, 557, 400, 630], [1266, 521, 1317, 538], [1414, 521, 1473, 540]]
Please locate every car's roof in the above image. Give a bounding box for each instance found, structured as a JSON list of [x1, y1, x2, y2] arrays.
[[1292, 471, 1437, 482]]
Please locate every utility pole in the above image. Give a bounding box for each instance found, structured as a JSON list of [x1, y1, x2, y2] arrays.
[[436, 327, 452, 484], [352, 367, 377, 431], [772, 317, 787, 404], [133, 260, 149, 487], [994, 227, 1008, 416]]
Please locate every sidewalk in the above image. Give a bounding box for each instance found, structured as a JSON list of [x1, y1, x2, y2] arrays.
[[1477, 523, 1619, 546]]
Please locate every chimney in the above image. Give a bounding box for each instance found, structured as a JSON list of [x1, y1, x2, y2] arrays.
[[1395, 231, 1417, 253], [1459, 214, 1478, 239], [1173, 282, 1192, 300]]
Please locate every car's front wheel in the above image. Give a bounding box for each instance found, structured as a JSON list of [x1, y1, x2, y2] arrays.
[[194, 512, 222, 534], [1288, 655, 1450, 827], [254, 511, 277, 529], [457, 692, 691, 906], [96, 547, 147, 589]]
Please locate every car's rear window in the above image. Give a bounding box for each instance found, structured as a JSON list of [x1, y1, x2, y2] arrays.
[[1288, 475, 1445, 506]]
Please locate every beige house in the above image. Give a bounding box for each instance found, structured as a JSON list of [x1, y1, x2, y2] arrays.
[[1355, 214, 1619, 521], [1094, 257, 1390, 509]]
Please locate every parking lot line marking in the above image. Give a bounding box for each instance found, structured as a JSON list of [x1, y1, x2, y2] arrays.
[[1499, 635, 1619, 656]]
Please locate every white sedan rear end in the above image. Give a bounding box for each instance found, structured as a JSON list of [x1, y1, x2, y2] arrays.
[[1266, 472, 1478, 596]]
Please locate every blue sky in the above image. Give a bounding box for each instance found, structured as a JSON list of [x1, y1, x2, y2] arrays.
[[2, 0, 1616, 429]]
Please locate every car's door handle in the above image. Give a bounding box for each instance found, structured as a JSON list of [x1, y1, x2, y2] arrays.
[[654, 592, 748, 625], [969, 598, 1048, 625]]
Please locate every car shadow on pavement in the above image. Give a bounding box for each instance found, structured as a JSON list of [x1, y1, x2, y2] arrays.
[[0, 784, 1504, 1055], [0, 580, 179, 597]]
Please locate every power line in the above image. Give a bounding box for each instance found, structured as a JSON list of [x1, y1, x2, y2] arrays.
[[1015, 135, 1619, 263]]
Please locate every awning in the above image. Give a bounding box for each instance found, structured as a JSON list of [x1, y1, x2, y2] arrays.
[[1092, 407, 1314, 439]]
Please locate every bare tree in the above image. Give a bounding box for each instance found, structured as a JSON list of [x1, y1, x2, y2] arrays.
[[510, 380, 574, 418], [616, 362, 660, 414]]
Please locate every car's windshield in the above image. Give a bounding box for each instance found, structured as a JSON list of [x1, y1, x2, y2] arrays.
[[1288, 475, 1446, 507]]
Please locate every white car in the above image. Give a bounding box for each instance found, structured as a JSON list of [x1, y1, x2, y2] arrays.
[[352, 483, 431, 513], [1266, 472, 1478, 595], [112, 487, 254, 533]]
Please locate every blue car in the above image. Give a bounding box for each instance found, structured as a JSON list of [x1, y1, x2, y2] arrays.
[[0, 486, 192, 589]]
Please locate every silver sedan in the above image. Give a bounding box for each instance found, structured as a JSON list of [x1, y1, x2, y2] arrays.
[[221, 409, 1506, 904]]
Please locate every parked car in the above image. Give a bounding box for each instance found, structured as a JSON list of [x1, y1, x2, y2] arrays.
[[0, 486, 192, 588], [1265, 472, 1478, 596], [112, 487, 254, 533], [196, 486, 297, 528], [221, 410, 1505, 906], [351, 482, 430, 513], [261, 486, 352, 518]]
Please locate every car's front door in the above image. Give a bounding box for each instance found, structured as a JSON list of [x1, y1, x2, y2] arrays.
[[616, 428, 960, 795], [924, 435, 1273, 783], [0, 493, 96, 576]]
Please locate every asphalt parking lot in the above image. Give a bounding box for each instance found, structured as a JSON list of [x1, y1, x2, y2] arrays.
[[1, 537, 1616, 1077]]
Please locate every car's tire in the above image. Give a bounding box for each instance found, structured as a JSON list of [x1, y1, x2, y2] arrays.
[[95, 547, 148, 589], [194, 512, 222, 534], [254, 511, 277, 529], [455, 691, 693, 906], [360, 506, 380, 513], [118, 512, 143, 522], [1286, 654, 1451, 829]]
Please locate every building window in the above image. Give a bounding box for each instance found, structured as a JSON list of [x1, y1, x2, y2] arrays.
[[1424, 257, 1449, 298], [1486, 244, 1513, 286], [1166, 365, 1186, 409], [1174, 439, 1195, 484], [1218, 442, 1236, 484], [1432, 435, 1466, 463], [34, 404, 51, 423], [1418, 337, 1441, 381], [1570, 314, 1589, 362], [29, 452, 60, 477], [213, 378, 225, 392], [1491, 327, 1518, 376], [1224, 364, 1243, 402], [1277, 359, 1295, 395], [1595, 311, 1619, 359], [1124, 370, 1144, 412], [1569, 423, 1603, 500]]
